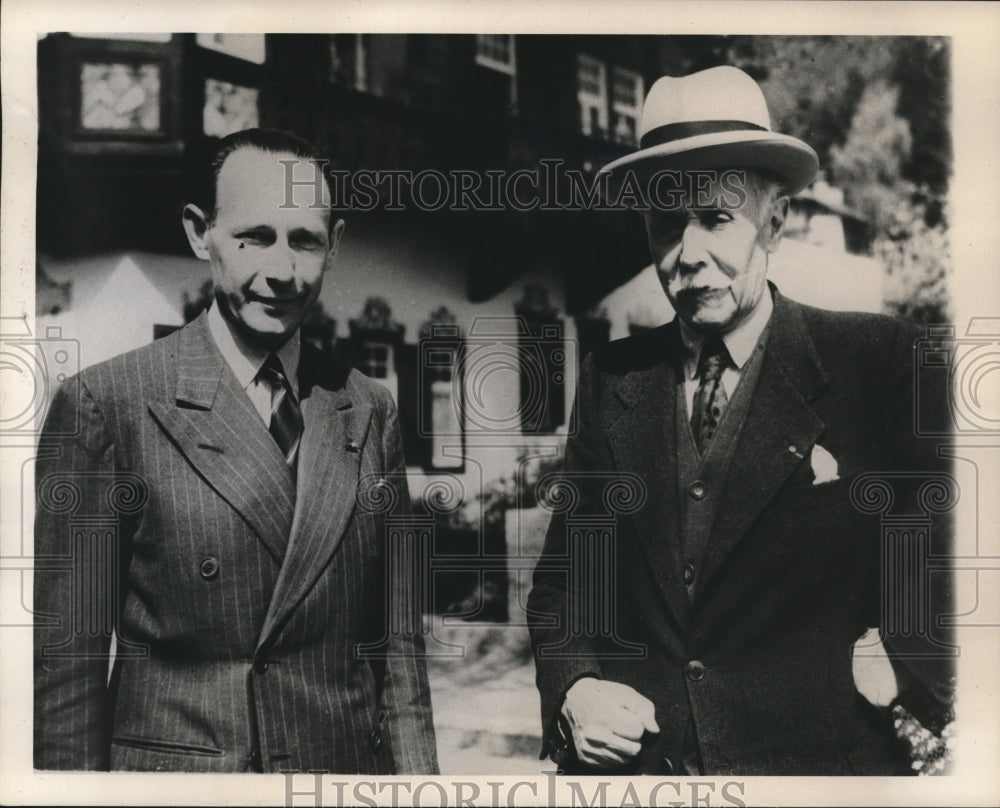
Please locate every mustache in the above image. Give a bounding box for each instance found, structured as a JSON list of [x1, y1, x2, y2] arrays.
[[673, 284, 727, 297], [669, 266, 769, 297]]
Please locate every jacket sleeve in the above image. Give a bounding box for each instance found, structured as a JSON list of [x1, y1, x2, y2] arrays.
[[877, 320, 957, 727], [34, 375, 119, 770], [374, 390, 440, 775], [526, 354, 604, 760]]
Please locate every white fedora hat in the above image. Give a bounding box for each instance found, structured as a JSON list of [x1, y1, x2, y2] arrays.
[[599, 65, 819, 196]]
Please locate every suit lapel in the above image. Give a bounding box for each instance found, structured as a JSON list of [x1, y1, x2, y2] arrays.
[[608, 324, 692, 629], [258, 352, 372, 649], [696, 292, 830, 596], [147, 312, 296, 562]]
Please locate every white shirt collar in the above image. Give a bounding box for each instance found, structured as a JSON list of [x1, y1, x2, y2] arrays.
[[679, 288, 774, 380], [207, 302, 300, 395]]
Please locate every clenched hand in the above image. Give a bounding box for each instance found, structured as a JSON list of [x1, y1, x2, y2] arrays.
[[561, 678, 659, 768]]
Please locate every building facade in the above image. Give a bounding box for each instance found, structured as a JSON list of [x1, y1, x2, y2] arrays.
[[36, 33, 882, 585]]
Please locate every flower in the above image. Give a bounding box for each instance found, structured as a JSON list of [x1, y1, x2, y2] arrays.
[[893, 703, 955, 775]]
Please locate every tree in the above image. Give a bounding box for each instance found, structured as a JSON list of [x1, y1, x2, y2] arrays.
[[829, 81, 950, 322], [722, 36, 952, 323], [829, 81, 913, 230]]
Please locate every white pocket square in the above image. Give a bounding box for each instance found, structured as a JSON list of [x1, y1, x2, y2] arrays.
[[852, 627, 901, 708], [809, 443, 839, 485]]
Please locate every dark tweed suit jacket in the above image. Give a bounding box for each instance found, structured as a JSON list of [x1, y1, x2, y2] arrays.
[[34, 312, 438, 773], [528, 288, 954, 776]]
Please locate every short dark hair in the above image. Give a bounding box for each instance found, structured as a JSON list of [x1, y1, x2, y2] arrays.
[[742, 168, 787, 205], [183, 128, 328, 222]]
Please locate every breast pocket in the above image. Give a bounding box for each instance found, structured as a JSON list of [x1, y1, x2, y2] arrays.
[[779, 473, 857, 510], [770, 473, 877, 579], [111, 735, 226, 771]]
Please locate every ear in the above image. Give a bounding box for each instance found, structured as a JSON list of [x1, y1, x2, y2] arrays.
[[326, 218, 346, 266], [761, 194, 790, 253], [181, 204, 212, 260]]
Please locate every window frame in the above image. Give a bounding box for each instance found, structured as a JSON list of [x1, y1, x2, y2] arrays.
[[611, 65, 644, 146], [576, 52, 609, 139], [475, 34, 517, 76]]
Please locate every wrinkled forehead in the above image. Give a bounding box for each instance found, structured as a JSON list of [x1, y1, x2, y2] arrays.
[[644, 168, 762, 216], [214, 147, 331, 223]]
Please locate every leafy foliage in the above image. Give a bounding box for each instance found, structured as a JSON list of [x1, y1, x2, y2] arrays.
[[827, 79, 950, 322]]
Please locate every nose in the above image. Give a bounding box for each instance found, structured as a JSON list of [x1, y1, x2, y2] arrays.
[[676, 220, 709, 272], [264, 241, 297, 286]]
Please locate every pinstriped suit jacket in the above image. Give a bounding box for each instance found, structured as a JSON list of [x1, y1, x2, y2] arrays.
[[33, 312, 439, 773]]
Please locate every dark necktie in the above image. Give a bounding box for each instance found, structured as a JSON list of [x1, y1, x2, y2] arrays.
[[259, 354, 303, 470], [691, 336, 730, 454]]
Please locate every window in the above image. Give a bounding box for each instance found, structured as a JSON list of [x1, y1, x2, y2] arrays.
[[328, 34, 368, 92], [203, 79, 259, 138], [611, 67, 644, 146], [474, 35, 517, 113], [514, 285, 568, 435], [80, 62, 163, 133], [348, 297, 403, 401], [577, 54, 608, 138], [357, 341, 392, 380], [577, 56, 644, 145], [475, 34, 516, 75], [70, 33, 172, 43], [353, 34, 368, 92], [40, 34, 182, 151], [418, 309, 465, 471], [195, 34, 266, 65]]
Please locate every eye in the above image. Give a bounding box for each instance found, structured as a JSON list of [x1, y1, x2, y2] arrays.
[[701, 210, 734, 228], [648, 214, 685, 241], [290, 233, 326, 251], [234, 229, 274, 247]]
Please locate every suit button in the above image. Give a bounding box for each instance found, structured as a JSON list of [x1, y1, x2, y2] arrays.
[[682, 564, 695, 585], [661, 755, 674, 773], [200, 557, 220, 580], [686, 659, 706, 681], [371, 728, 383, 751], [253, 657, 269, 674], [689, 481, 706, 500]]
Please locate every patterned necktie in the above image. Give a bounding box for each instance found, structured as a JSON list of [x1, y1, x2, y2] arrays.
[[691, 336, 730, 454], [259, 354, 303, 470]]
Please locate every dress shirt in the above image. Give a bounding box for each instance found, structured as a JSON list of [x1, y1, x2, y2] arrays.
[[678, 289, 773, 418], [207, 302, 301, 426]]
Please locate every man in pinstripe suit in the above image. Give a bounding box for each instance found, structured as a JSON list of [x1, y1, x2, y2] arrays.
[[33, 129, 439, 773]]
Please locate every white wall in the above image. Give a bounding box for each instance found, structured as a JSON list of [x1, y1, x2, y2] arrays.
[[39, 223, 881, 505], [38, 251, 210, 371], [324, 215, 578, 498], [37, 219, 581, 500], [598, 237, 884, 341]]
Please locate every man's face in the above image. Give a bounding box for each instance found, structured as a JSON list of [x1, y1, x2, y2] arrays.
[[644, 173, 786, 334], [193, 147, 341, 350]]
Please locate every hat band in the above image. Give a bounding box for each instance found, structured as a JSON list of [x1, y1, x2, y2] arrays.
[[639, 119, 767, 150]]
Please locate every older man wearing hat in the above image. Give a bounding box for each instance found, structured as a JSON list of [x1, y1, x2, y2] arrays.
[[528, 66, 954, 775]]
